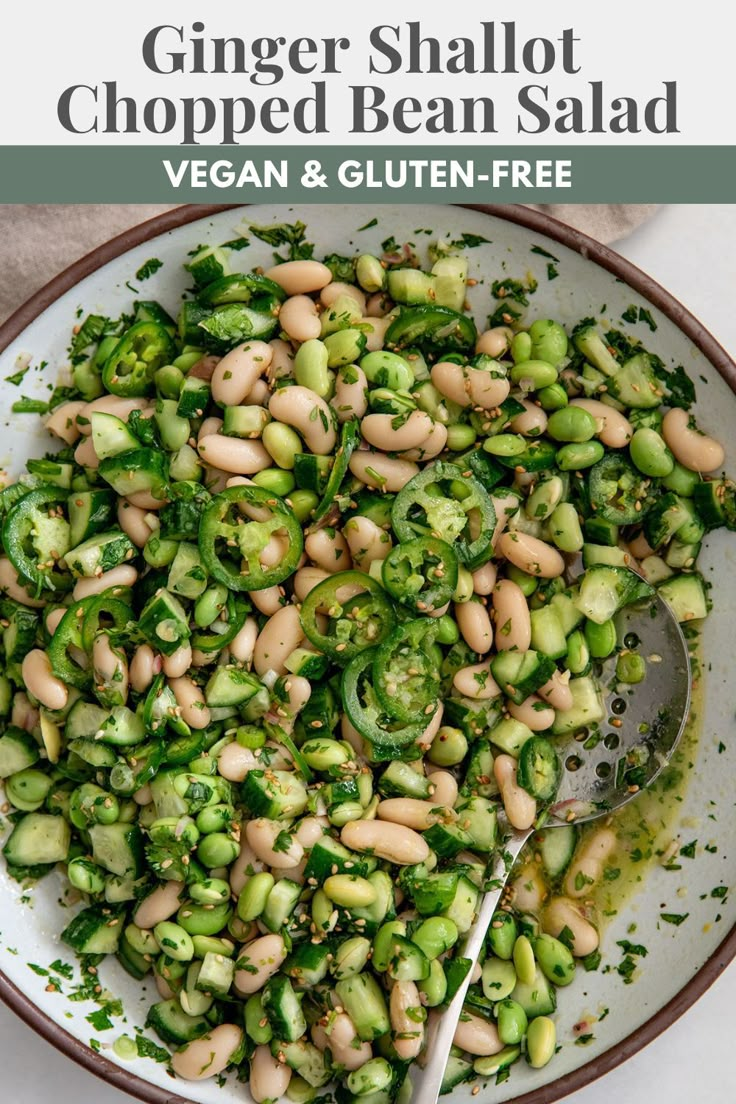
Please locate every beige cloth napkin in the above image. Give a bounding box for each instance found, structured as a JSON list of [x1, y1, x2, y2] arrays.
[[0, 204, 657, 326]]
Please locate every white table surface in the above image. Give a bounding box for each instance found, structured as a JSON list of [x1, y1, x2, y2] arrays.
[[1, 203, 734, 1102]]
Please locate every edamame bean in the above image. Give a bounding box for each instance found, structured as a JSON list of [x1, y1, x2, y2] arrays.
[[537, 382, 569, 411], [237, 871, 275, 920], [546, 406, 597, 443], [412, 917, 459, 959], [333, 936, 372, 980], [556, 441, 605, 470], [177, 899, 233, 937], [294, 339, 332, 397], [489, 912, 518, 960], [324, 329, 366, 368], [446, 424, 477, 451], [356, 254, 386, 293], [526, 1016, 557, 1069], [427, 725, 468, 767], [484, 433, 527, 457], [287, 489, 320, 522], [529, 319, 568, 364], [629, 427, 674, 477], [616, 651, 646, 683], [584, 617, 617, 659], [534, 933, 576, 986], [497, 999, 528, 1045], [481, 957, 517, 1001], [512, 934, 536, 985], [510, 359, 558, 391], [245, 993, 273, 1045], [549, 502, 584, 553], [511, 332, 532, 364], [153, 921, 195, 962], [347, 1058, 393, 1097], [197, 832, 240, 868], [419, 958, 448, 1007], [68, 857, 106, 894], [361, 350, 414, 391], [324, 874, 377, 908]]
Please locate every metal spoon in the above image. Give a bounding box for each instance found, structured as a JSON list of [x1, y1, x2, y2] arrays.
[[409, 592, 691, 1102]]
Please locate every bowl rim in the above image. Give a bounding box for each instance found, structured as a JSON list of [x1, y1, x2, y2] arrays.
[[0, 201, 735, 1104]]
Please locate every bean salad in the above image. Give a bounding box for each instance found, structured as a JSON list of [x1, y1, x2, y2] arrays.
[[0, 224, 734, 1102]]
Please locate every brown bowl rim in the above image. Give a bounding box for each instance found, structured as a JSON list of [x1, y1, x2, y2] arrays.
[[0, 201, 734, 1104]]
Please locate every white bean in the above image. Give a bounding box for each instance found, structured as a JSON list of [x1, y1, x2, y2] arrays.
[[134, 880, 184, 929], [331, 364, 369, 422], [494, 754, 536, 830], [253, 604, 304, 676], [245, 820, 304, 870], [130, 644, 159, 694], [453, 661, 501, 700], [126, 489, 167, 510], [265, 260, 332, 295], [293, 566, 330, 602], [117, 500, 155, 548], [92, 635, 129, 703], [476, 326, 514, 358], [455, 600, 493, 654], [510, 398, 548, 438], [218, 741, 261, 783], [491, 491, 520, 549], [570, 399, 633, 448], [341, 820, 429, 865], [564, 827, 617, 898], [361, 410, 436, 452], [343, 516, 391, 572], [360, 316, 391, 353], [427, 769, 458, 808], [211, 341, 273, 407], [279, 295, 322, 343], [312, 1014, 372, 1070], [249, 1044, 292, 1102], [229, 842, 264, 896], [250, 586, 285, 617], [321, 281, 366, 312], [198, 416, 224, 442], [349, 451, 419, 492], [662, 407, 725, 473], [267, 338, 296, 381], [77, 396, 147, 435], [543, 896, 599, 957], [472, 562, 497, 596], [431, 360, 510, 410], [295, 816, 329, 849], [21, 650, 68, 710], [0, 557, 46, 607], [453, 1012, 504, 1057], [512, 862, 547, 912], [197, 434, 271, 475], [46, 401, 86, 445], [538, 670, 574, 711], [390, 981, 424, 1060], [228, 616, 259, 665], [75, 435, 99, 470], [508, 695, 555, 731], [171, 1024, 244, 1082], [73, 564, 137, 600], [497, 531, 565, 578], [492, 578, 532, 651], [269, 385, 336, 455], [45, 607, 66, 635], [169, 676, 211, 730], [162, 643, 192, 679], [399, 421, 448, 462], [377, 798, 455, 831], [305, 529, 352, 573]]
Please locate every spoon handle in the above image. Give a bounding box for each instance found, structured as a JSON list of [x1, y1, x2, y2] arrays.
[[407, 828, 531, 1103]]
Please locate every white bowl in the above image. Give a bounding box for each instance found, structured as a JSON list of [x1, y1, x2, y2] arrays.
[[0, 204, 734, 1104]]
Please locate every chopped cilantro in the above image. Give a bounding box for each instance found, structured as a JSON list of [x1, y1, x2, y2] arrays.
[[530, 244, 559, 261], [135, 1035, 170, 1063], [581, 950, 602, 972], [357, 218, 378, 231], [680, 840, 697, 859], [221, 237, 250, 251], [711, 886, 728, 899], [5, 360, 31, 386], [447, 232, 491, 249], [272, 830, 293, 854], [546, 263, 559, 281], [86, 1008, 114, 1032], [248, 220, 313, 262], [135, 258, 163, 282], [616, 940, 648, 957], [575, 1033, 596, 1045], [660, 912, 689, 926]]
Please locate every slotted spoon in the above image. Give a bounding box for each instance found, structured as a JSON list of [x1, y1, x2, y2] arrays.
[[409, 591, 691, 1102]]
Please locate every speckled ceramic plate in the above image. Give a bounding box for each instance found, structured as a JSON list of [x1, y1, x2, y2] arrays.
[[0, 204, 734, 1104]]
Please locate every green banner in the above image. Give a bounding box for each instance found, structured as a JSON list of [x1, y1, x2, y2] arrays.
[[0, 146, 733, 202]]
